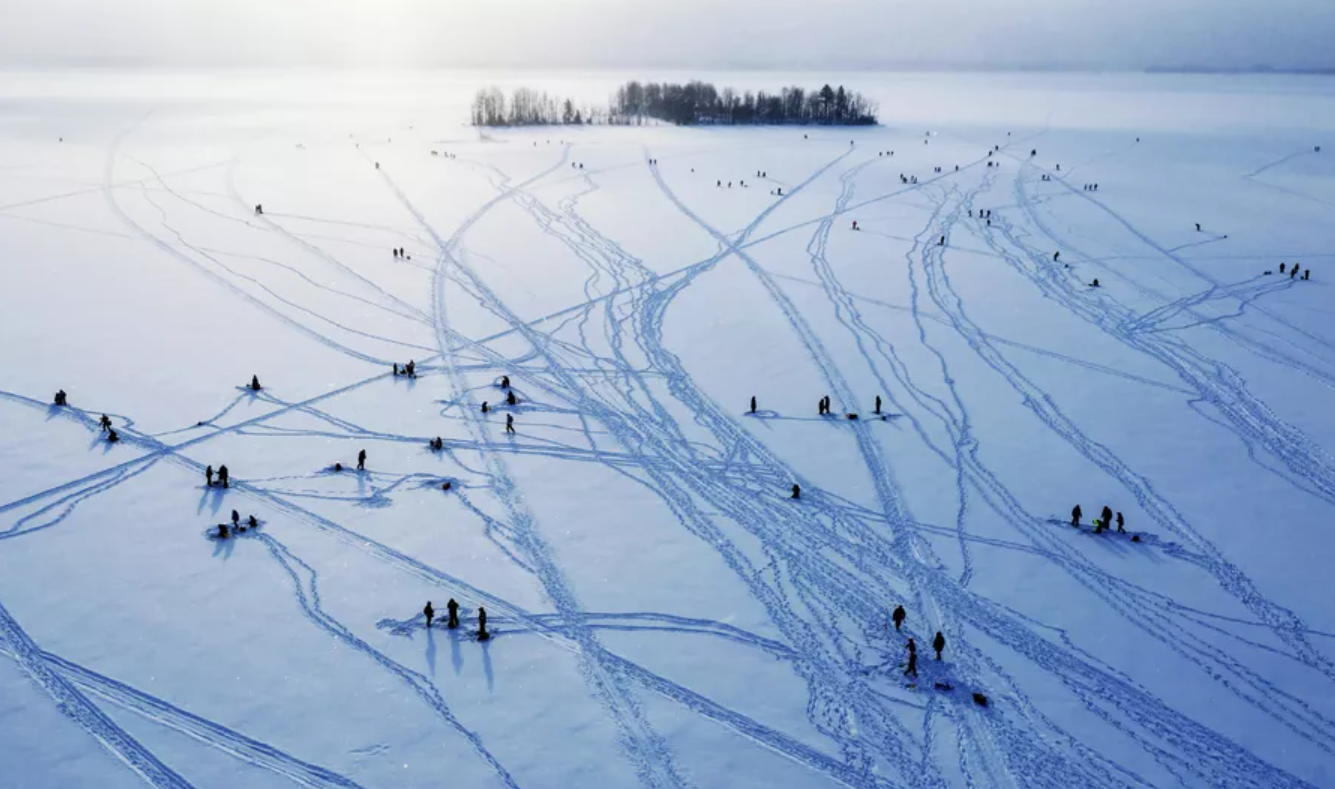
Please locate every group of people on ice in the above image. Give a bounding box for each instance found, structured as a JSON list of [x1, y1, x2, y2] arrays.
[[393, 360, 418, 378], [214, 509, 259, 539], [204, 464, 231, 489], [423, 598, 490, 641], [391, 247, 410, 260], [1272, 262, 1311, 281], [1071, 504, 1130, 537]]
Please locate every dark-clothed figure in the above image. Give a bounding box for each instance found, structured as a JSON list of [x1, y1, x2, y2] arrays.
[[1071, 505, 1082, 527], [892, 605, 906, 631], [218, 465, 230, 488], [933, 631, 946, 660], [477, 607, 490, 641], [447, 598, 460, 629], [506, 414, 515, 435], [791, 484, 801, 499], [424, 601, 434, 628], [357, 449, 367, 471]]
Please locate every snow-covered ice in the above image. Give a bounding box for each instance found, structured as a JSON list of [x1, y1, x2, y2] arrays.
[[2, 70, 1335, 788]]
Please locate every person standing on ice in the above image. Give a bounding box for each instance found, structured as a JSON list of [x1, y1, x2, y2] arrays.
[[1291, 266, 1300, 280], [205, 465, 214, 487], [1304, 269, 1311, 280], [357, 449, 367, 471], [1280, 263, 1286, 274], [874, 395, 882, 415], [231, 509, 240, 529], [424, 601, 435, 628], [791, 484, 801, 499], [447, 599, 460, 629], [1071, 504, 1082, 527], [477, 607, 490, 641], [406, 360, 416, 378], [506, 390, 517, 407], [1053, 251, 1060, 262], [749, 396, 757, 414], [481, 401, 490, 414], [933, 631, 946, 660], [1116, 512, 1126, 534], [1196, 223, 1202, 232], [54, 389, 67, 406], [904, 638, 918, 678], [99, 414, 112, 432], [505, 414, 516, 435], [892, 605, 906, 631], [218, 465, 230, 489], [501, 375, 510, 389], [251, 375, 261, 392]]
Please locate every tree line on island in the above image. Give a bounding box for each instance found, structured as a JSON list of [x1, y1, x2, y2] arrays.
[[471, 81, 878, 127]]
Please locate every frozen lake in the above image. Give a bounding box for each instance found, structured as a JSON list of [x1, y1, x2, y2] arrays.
[[2, 70, 1335, 788]]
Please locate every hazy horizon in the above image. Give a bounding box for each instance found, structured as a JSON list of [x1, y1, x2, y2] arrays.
[[2, 0, 1333, 72]]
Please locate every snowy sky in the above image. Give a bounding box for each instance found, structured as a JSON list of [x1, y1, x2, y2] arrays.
[[2, 0, 1333, 71]]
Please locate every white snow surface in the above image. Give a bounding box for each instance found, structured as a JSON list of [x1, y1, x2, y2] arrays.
[[2, 70, 1335, 788]]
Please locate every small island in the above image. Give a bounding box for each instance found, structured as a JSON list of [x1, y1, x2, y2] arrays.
[[471, 80, 879, 127]]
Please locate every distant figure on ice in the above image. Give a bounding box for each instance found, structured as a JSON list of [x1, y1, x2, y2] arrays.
[[1291, 266, 1299, 280], [247, 514, 258, 531], [933, 631, 946, 660], [406, 360, 416, 378], [424, 601, 435, 628], [1101, 505, 1113, 531], [106, 428, 120, 443], [393, 363, 400, 376], [1071, 504, 1082, 527], [1195, 223, 1201, 232], [231, 509, 240, 528], [251, 375, 261, 392], [54, 389, 67, 406], [1304, 269, 1311, 280], [1116, 511, 1125, 534], [218, 465, 230, 488], [1053, 252, 1060, 262], [875, 395, 882, 415], [477, 607, 490, 641], [255, 204, 263, 215], [905, 638, 918, 678], [791, 483, 801, 499], [938, 236, 945, 246], [1030, 149, 1037, 157], [447, 598, 460, 629], [206, 465, 214, 487], [481, 401, 490, 414], [99, 414, 113, 432], [892, 605, 906, 631], [506, 390, 517, 407], [851, 220, 859, 231], [505, 413, 515, 435], [430, 437, 443, 451], [393, 248, 400, 259], [750, 396, 757, 414], [357, 449, 367, 471], [1090, 278, 1101, 288], [500, 375, 510, 389], [1280, 262, 1286, 273]]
